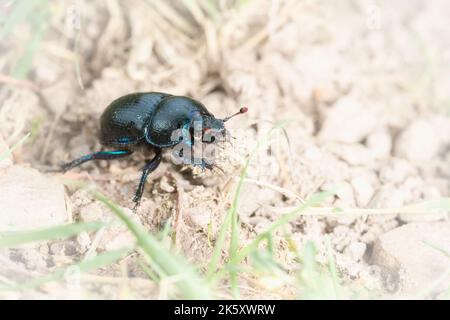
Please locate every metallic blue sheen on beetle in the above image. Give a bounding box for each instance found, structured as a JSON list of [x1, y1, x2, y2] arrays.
[[61, 92, 247, 207]]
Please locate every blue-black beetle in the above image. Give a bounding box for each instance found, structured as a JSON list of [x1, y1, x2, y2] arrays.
[[61, 92, 247, 207]]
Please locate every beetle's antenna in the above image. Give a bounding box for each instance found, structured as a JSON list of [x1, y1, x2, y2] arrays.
[[222, 107, 248, 122]]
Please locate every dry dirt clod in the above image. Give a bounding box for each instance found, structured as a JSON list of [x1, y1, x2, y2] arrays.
[[159, 176, 175, 193], [344, 241, 367, 261], [394, 119, 443, 163], [79, 202, 109, 222], [370, 222, 450, 296], [399, 210, 448, 223], [365, 128, 392, 159], [11, 247, 48, 271], [379, 158, 417, 184], [318, 96, 378, 144], [369, 183, 411, 211], [333, 181, 357, 208], [0, 165, 69, 231], [95, 227, 137, 253], [325, 143, 375, 166], [350, 170, 378, 207], [398, 184, 448, 223]]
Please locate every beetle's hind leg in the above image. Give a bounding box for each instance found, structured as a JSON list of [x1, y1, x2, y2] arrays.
[[133, 147, 162, 208], [60, 150, 133, 172]]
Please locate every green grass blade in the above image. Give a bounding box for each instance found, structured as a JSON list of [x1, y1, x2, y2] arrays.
[[199, 0, 220, 23], [92, 191, 212, 299], [228, 156, 249, 298], [0, 221, 106, 248], [416, 241, 450, 298], [298, 241, 320, 298], [209, 122, 289, 295], [73, 27, 85, 89], [12, 3, 49, 79], [325, 238, 341, 299], [423, 241, 450, 259], [207, 120, 297, 292], [1, 246, 134, 291], [0, 132, 31, 162], [204, 156, 246, 281], [137, 259, 160, 283], [420, 198, 450, 211], [205, 206, 232, 279], [234, 0, 254, 10], [209, 190, 334, 283], [0, 0, 41, 40], [236, 191, 333, 263]]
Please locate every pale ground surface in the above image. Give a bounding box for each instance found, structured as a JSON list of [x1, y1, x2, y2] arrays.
[[0, 0, 449, 299]]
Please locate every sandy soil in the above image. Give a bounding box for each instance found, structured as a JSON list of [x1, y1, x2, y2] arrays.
[[0, 0, 449, 299]]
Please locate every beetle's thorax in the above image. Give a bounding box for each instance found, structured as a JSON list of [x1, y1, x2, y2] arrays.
[[144, 95, 217, 147], [200, 115, 225, 132]]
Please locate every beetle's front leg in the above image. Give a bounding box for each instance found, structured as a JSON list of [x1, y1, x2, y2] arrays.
[[133, 148, 162, 208]]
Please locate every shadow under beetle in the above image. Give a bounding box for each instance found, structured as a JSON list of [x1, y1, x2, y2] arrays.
[[61, 92, 247, 207]]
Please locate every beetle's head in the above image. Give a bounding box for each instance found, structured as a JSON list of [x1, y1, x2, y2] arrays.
[[200, 107, 248, 144]]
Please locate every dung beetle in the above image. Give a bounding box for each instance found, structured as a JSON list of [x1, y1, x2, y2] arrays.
[[61, 92, 247, 207]]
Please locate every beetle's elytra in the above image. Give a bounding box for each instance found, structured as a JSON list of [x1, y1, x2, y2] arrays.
[[61, 92, 247, 207]]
